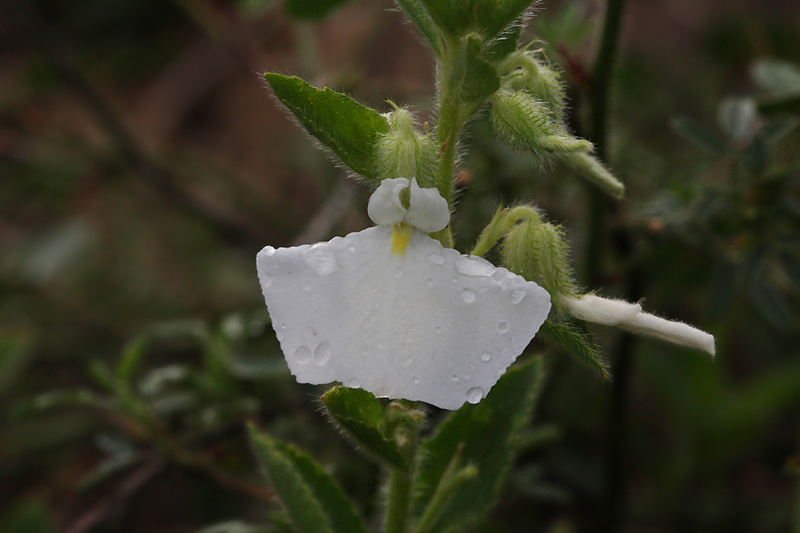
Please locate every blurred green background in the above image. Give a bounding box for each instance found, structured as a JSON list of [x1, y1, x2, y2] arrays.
[[2, 0, 800, 531]]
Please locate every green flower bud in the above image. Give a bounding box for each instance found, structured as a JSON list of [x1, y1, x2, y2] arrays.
[[491, 89, 593, 163], [502, 219, 576, 310], [376, 106, 439, 187], [498, 50, 566, 120]]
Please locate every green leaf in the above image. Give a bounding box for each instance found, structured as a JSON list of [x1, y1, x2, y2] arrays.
[[485, 20, 522, 63], [117, 336, 147, 384], [418, 0, 535, 39], [264, 73, 389, 181], [760, 117, 799, 145], [758, 93, 800, 117], [285, 0, 354, 20], [395, 0, 443, 56], [249, 427, 367, 533], [751, 58, 800, 95], [670, 116, 726, 155], [537, 320, 608, 379], [10, 389, 110, 419], [453, 34, 501, 104], [321, 387, 408, 470], [411, 357, 543, 532]]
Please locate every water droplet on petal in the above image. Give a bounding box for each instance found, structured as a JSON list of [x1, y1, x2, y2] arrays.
[[434, 326, 443, 334], [412, 375, 420, 384], [302, 326, 318, 338], [314, 341, 331, 365], [427, 252, 445, 265], [451, 374, 459, 381], [295, 346, 312, 364], [481, 352, 492, 362], [303, 243, 338, 276], [461, 289, 476, 303], [490, 270, 506, 283], [466, 387, 484, 404], [347, 378, 361, 389], [346, 244, 356, 252], [497, 320, 509, 333], [392, 267, 404, 279], [451, 277, 458, 284], [456, 257, 494, 277], [509, 288, 527, 304]]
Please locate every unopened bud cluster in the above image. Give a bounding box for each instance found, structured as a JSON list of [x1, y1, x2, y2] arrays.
[[376, 106, 439, 187]]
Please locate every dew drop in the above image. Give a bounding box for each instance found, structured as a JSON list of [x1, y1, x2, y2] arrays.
[[294, 346, 312, 364], [314, 341, 332, 365], [434, 326, 443, 334], [481, 352, 492, 362], [303, 243, 338, 276], [490, 270, 506, 283], [456, 257, 495, 277], [425, 279, 434, 288], [427, 252, 445, 265], [392, 267, 405, 279], [412, 375, 420, 384], [347, 378, 361, 389], [466, 387, 484, 404], [346, 244, 356, 252], [451, 374, 459, 381], [451, 277, 459, 284], [461, 289, 476, 303], [509, 288, 527, 304], [497, 320, 509, 333], [302, 326, 318, 338]]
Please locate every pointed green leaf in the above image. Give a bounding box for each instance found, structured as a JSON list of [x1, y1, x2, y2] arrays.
[[285, 0, 354, 20], [411, 357, 543, 532], [418, 0, 535, 39], [453, 34, 501, 104], [537, 320, 608, 379], [486, 21, 522, 63], [264, 73, 389, 181], [670, 116, 726, 155], [249, 427, 367, 533], [321, 387, 408, 470], [395, 0, 443, 56]]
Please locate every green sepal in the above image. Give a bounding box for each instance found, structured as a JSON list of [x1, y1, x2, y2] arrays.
[[248, 426, 368, 533], [321, 386, 409, 470], [561, 151, 625, 199], [395, 0, 444, 56], [285, 0, 354, 20], [418, 0, 535, 40], [410, 357, 543, 532], [450, 34, 501, 106], [537, 320, 609, 379], [485, 21, 522, 63], [264, 73, 389, 181]]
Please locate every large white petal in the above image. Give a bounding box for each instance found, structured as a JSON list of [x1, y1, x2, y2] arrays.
[[257, 226, 551, 410]]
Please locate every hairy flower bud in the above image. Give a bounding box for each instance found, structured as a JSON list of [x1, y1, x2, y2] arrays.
[[502, 219, 576, 310], [376, 106, 439, 186], [491, 89, 593, 164], [498, 50, 566, 119]]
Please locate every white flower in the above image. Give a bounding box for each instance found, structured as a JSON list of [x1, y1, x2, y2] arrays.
[[561, 294, 715, 356], [257, 178, 551, 409]]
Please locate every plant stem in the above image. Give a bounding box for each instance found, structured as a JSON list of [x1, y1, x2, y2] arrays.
[[383, 402, 421, 533], [585, 0, 628, 287], [385, 466, 414, 533]]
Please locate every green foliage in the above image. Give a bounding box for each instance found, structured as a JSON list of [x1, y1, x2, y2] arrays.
[[264, 73, 389, 181], [670, 116, 726, 155], [376, 107, 439, 186], [449, 34, 501, 106], [321, 387, 408, 469], [537, 320, 609, 379], [284, 0, 354, 20], [561, 151, 625, 199], [395, 0, 444, 56], [417, 0, 535, 40], [410, 357, 543, 532], [249, 427, 367, 533]]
